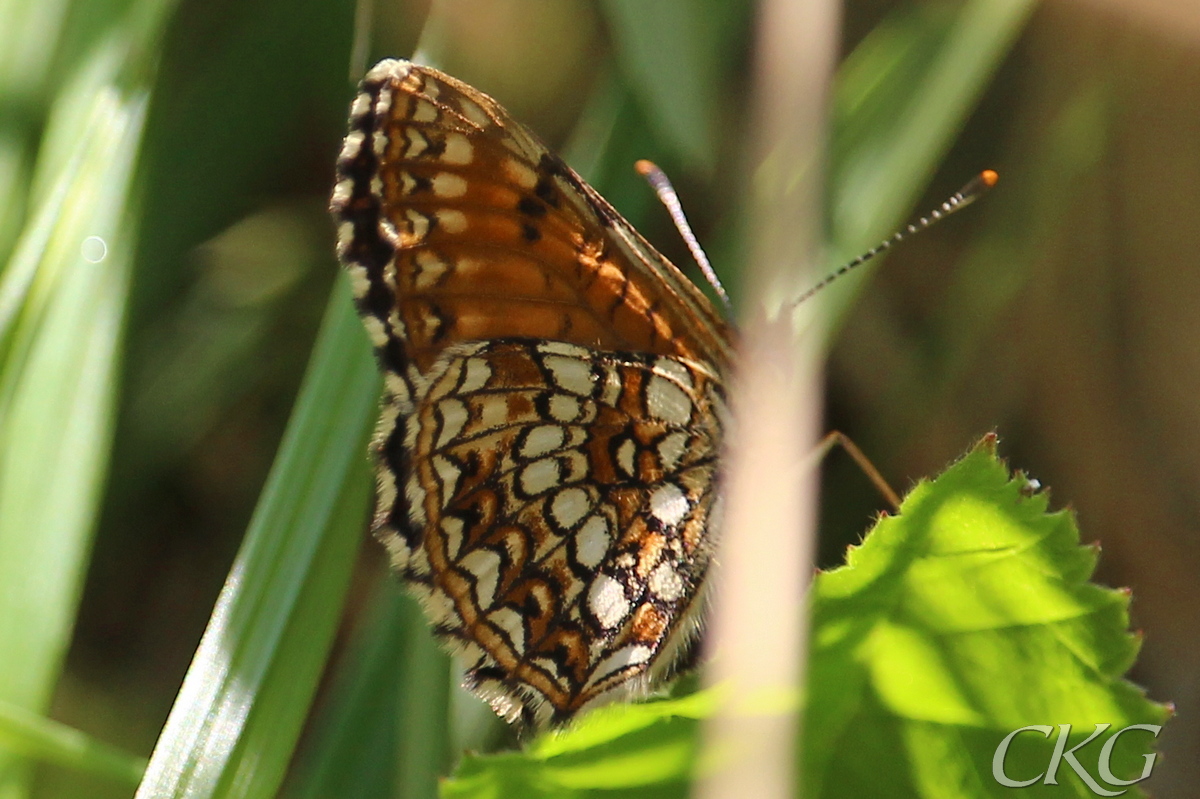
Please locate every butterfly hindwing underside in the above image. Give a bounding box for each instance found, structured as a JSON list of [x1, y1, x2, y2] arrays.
[[331, 59, 731, 726]]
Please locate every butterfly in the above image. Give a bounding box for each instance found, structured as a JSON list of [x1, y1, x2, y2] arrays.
[[330, 59, 732, 727]]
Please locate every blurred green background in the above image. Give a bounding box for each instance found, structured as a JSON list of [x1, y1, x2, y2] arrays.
[[0, 0, 1196, 797]]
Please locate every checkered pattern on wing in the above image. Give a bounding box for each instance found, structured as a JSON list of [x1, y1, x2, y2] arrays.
[[396, 339, 724, 725], [330, 59, 732, 726]]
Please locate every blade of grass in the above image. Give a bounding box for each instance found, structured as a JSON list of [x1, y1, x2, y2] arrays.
[[0, 68, 147, 799], [597, 0, 728, 174], [133, 278, 379, 799], [822, 0, 1036, 330], [284, 579, 413, 799], [0, 700, 146, 787]]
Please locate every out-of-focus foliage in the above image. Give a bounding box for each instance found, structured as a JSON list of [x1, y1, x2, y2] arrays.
[[0, 0, 1194, 797]]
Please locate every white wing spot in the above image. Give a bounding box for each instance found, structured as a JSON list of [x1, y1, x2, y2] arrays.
[[543, 355, 594, 395], [413, 249, 449, 290], [616, 438, 637, 477], [559, 449, 588, 482], [349, 91, 372, 120], [574, 515, 611, 570], [649, 482, 690, 528], [550, 486, 591, 529], [597, 366, 622, 407], [436, 398, 468, 448], [442, 133, 474, 165], [366, 58, 404, 82], [331, 179, 352, 206], [654, 357, 694, 389], [432, 454, 462, 508], [590, 645, 652, 684], [520, 425, 566, 459], [404, 127, 429, 157], [412, 98, 438, 123], [433, 172, 468, 198], [519, 458, 561, 496], [425, 587, 457, 625], [421, 310, 443, 340], [657, 432, 689, 473], [438, 209, 468, 234], [344, 260, 370, 300], [539, 341, 589, 357], [488, 606, 527, 652], [548, 395, 581, 422], [441, 516, 464, 560], [479, 395, 509, 430], [457, 96, 493, 129], [459, 548, 502, 609], [502, 158, 538, 189], [362, 314, 388, 347], [648, 561, 685, 602], [646, 374, 692, 426], [339, 130, 365, 161], [460, 356, 493, 393], [588, 574, 630, 629], [404, 208, 431, 242]]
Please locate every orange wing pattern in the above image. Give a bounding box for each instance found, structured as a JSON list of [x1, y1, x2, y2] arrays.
[[331, 59, 731, 725]]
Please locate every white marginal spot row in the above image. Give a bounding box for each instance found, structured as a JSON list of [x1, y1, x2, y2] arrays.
[[588, 573, 629, 629], [459, 547, 502, 608], [438, 208, 468, 234], [436, 397, 468, 449], [649, 482, 690, 528], [648, 561, 685, 602], [413, 249, 449, 290], [432, 171, 468, 198], [488, 606, 526, 652], [586, 644, 652, 688], [503, 157, 538, 190]]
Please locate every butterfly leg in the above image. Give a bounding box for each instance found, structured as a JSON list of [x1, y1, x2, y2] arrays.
[[810, 431, 901, 511]]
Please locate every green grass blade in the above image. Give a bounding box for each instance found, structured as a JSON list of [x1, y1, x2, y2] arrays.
[[133, 279, 378, 799], [597, 0, 728, 174], [0, 72, 147, 799], [0, 700, 146, 787], [823, 0, 1036, 326], [285, 580, 413, 799]]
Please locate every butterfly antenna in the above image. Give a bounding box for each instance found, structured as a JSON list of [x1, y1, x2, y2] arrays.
[[636, 160, 732, 309], [791, 169, 999, 309]]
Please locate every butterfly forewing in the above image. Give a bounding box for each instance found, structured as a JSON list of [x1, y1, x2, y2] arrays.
[[331, 59, 730, 725]]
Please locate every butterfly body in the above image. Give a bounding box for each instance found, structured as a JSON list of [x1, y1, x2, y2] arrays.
[[331, 59, 729, 725]]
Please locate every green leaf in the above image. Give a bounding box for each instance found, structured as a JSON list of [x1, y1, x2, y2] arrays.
[[437, 439, 1167, 798], [803, 436, 1168, 797], [441, 692, 713, 799]]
